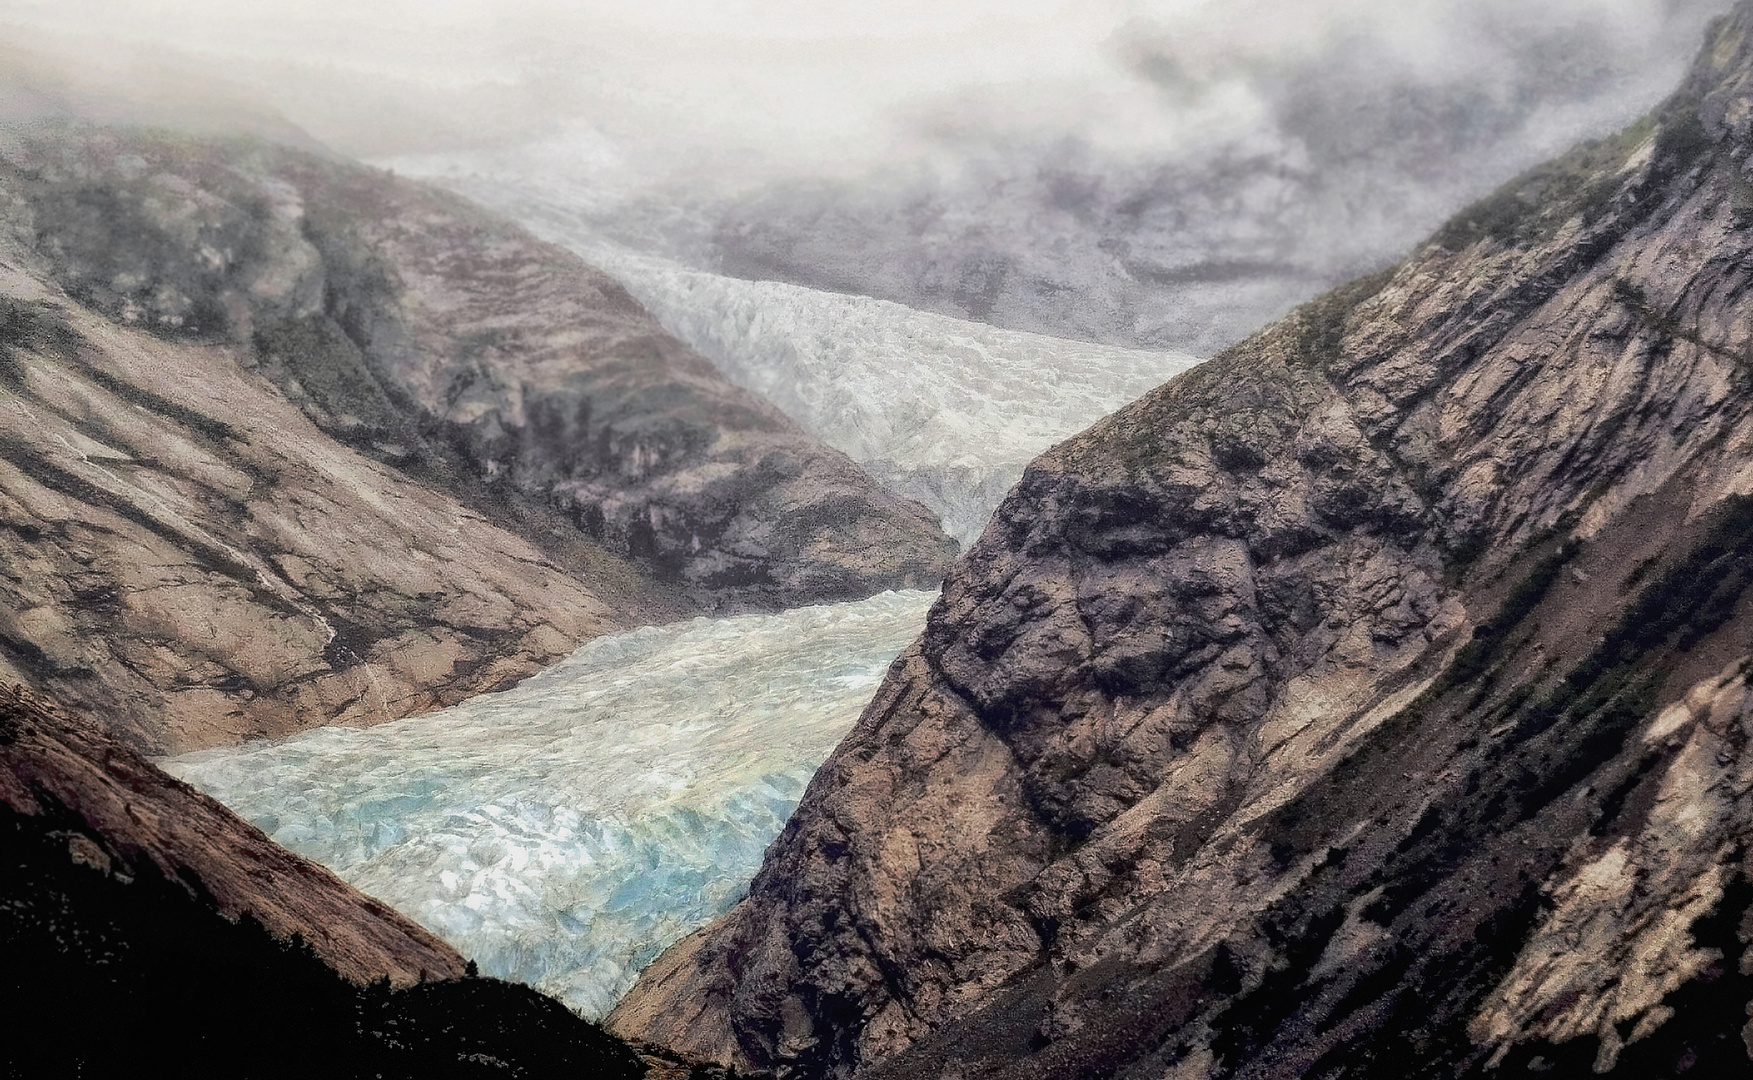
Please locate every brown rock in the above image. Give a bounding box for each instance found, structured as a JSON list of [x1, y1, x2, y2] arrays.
[[0, 122, 954, 752], [0, 267, 632, 753], [0, 680, 465, 985], [612, 8, 1753, 1078], [2, 124, 956, 609]]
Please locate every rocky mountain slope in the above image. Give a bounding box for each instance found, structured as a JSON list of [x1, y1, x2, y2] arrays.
[[0, 680, 648, 1077], [0, 679, 464, 985], [611, 7, 1753, 1078], [0, 122, 953, 753], [392, 191, 1199, 548]]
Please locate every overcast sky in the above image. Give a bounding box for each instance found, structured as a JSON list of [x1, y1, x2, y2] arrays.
[[0, 0, 1726, 187]]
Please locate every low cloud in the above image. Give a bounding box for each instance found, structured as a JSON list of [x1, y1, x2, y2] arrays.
[[1, 0, 1725, 184], [1, 0, 1734, 352]]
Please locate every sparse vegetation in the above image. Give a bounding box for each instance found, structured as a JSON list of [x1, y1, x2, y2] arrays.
[[1432, 116, 1657, 251], [1443, 539, 1582, 697], [1611, 277, 1753, 372], [1220, 494, 1753, 1080], [1287, 265, 1399, 372], [0, 297, 80, 390], [252, 314, 408, 438]]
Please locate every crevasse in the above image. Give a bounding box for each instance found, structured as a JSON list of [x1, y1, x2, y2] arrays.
[[161, 590, 936, 1018]]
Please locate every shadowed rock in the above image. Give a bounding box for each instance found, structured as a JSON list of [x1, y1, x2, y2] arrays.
[[0, 122, 955, 751], [0, 682, 652, 1079], [611, 7, 1753, 1078], [0, 680, 466, 985]]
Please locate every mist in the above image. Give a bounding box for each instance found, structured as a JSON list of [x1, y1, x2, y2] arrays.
[[0, 1, 1720, 178], [0, 0, 1733, 350]]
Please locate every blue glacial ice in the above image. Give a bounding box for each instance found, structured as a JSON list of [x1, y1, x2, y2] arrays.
[[160, 589, 936, 1018]]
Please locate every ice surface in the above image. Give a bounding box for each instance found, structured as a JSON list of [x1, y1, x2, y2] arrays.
[[380, 168, 1202, 547], [161, 590, 935, 1018], [593, 252, 1203, 547]]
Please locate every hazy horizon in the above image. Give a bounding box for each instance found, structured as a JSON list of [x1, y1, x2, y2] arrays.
[[0, 0, 1734, 352], [0, 1, 1725, 185]]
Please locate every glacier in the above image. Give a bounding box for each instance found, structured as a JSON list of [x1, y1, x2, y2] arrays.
[[585, 251, 1202, 548], [380, 164, 1202, 546], [161, 590, 935, 1018]]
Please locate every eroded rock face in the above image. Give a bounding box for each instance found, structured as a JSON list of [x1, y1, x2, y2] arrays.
[[0, 258, 637, 753], [2, 125, 955, 607], [0, 680, 465, 985], [0, 123, 954, 752], [612, 8, 1753, 1078]]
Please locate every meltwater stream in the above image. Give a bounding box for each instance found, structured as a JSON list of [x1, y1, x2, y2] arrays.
[[161, 590, 935, 1018]]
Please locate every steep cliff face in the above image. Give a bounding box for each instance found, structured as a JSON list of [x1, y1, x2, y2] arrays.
[[4, 123, 955, 605], [612, 9, 1753, 1078], [0, 122, 953, 752], [0, 258, 637, 754]]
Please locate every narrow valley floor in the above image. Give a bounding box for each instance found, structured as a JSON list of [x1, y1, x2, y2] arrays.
[[161, 590, 935, 1018]]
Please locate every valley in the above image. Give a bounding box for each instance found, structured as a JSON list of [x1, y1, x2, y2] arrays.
[[161, 589, 935, 1018], [4, 2, 1753, 1078]]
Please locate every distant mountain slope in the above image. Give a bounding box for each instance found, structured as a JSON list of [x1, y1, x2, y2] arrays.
[[411, 193, 1199, 547], [403, 1, 1717, 359], [0, 260, 637, 754], [4, 123, 956, 606], [612, 8, 1753, 1078], [0, 122, 954, 752], [0, 681, 647, 1078]]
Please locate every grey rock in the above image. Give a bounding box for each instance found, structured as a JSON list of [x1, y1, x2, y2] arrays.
[[0, 124, 954, 752], [612, 8, 1753, 1078]]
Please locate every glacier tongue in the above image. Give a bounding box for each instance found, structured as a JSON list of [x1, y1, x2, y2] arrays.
[[161, 590, 935, 1018], [590, 254, 1201, 547], [380, 167, 1202, 547]]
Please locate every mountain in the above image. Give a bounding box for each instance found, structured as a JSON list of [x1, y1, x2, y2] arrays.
[[0, 680, 649, 1077], [0, 680, 464, 986], [380, 189, 1200, 548], [610, 7, 1753, 1078], [0, 121, 954, 753], [450, 0, 1720, 359]]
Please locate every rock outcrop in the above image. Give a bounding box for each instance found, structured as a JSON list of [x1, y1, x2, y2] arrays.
[[0, 680, 464, 985], [612, 8, 1753, 1078], [0, 122, 954, 752], [0, 680, 649, 1078]]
